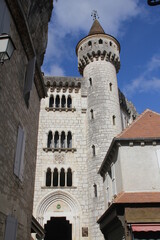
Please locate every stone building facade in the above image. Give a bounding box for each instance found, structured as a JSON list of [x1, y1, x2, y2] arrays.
[[0, 0, 53, 240], [33, 20, 137, 240], [98, 110, 160, 240]]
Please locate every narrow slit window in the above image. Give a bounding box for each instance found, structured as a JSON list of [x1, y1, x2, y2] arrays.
[[60, 168, 65, 187], [112, 115, 116, 125], [67, 168, 72, 187], [47, 131, 53, 148], [93, 183, 97, 197], [61, 131, 65, 148], [89, 78, 92, 86], [49, 95, 54, 107], [90, 109, 94, 119], [61, 95, 66, 108], [109, 83, 112, 91], [110, 41, 112, 46], [92, 145, 95, 156], [54, 131, 59, 148], [46, 168, 51, 187], [53, 168, 58, 187], [67, 132, 72, 148]]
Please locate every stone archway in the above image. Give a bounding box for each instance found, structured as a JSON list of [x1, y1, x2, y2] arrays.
[[36, 191, 81, 240]]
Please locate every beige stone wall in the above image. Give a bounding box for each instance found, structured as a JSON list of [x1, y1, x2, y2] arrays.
[[119, 145, 160, 192], [33, 82, 90, 240]]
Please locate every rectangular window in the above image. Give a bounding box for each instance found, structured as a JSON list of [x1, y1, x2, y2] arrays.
[[106, 173, 110, 203], [0, 0, 10, 34], [111, 163, 117, 196], [156, 149, 160, 168], [14, 125, 26, 181], [4, 215, 17, 240]]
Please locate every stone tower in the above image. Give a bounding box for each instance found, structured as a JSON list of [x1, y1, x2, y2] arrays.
[[76, 19, 122, 239]]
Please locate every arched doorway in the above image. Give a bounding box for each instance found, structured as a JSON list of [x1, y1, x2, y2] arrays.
[[35, 191, 82, 240], [44, 217, 72, 240]]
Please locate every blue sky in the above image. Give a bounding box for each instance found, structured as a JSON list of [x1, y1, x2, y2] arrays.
[[42, 0, 160, 114]]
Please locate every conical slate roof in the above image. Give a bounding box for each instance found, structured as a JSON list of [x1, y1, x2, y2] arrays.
[[88, 19, 105, 35]]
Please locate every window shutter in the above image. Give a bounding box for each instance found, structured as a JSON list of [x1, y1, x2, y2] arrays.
[[19, 132, 26, 181], [24, 57, 36, 94], [0, 0, 10, 34], [4, 215, 17, 240], [14, 126, 25, 181]]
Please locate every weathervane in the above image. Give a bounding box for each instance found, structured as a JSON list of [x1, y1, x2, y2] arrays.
[[91, 10, 99, 21]]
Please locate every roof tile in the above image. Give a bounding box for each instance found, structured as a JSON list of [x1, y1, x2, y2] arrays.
[[114, 191, 160, 203], [117, 109, 160, 139], [88, 19, 105, 36]]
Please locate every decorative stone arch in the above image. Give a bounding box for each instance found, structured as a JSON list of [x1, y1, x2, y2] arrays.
[[36, 191, 82, 240]]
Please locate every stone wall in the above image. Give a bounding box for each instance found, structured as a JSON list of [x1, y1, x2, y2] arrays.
[[33, 77, 90, 240], [33, 75, 135, 240], [0, 1, 53, 239]]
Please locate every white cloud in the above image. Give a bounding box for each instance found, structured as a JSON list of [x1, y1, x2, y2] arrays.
[[124, 76, 160, 95], [44, 0, 141, 66], [44, 64, 65, 76], [147, 55, 160, 72], [123, 54, 160, 96], [53, 0, 140, 35]]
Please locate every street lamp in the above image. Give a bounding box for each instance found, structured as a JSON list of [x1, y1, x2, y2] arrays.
[[148, 0, 160, 5], [0, 34, 15, 64]]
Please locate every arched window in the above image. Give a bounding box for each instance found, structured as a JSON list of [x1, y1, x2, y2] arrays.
[[55, 95, 60, 108], [99, 39, 103, 44], [109, 83, 112, 91], [61, 131, 65, 148], [53, 168, 58, 187], [47, 131, 53, 148], [46, 168, 51, 187], [67, 168, 72, 187], [49, 95, 54, 107], [54, 131, 59, 148], [88, 41, 92, 46], [67, 132, 72, 148], [112, 115, 116, 125], [93, 183, 97, 197], [89, 78, 92, 86], [60, 168, 65, 187], [67, 96, 72, 108], [110, 41, 112, 46], [61, 95, 66, 108], [92, 145, 95, 156], [90, 109, 94, 119]]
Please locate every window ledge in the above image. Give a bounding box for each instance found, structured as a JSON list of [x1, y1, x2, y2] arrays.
[[45, 107, 76, 112], [41, 186, 77, 189], [43, 148, 76, 153]]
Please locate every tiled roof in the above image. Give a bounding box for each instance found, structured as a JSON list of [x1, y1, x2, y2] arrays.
[[88, 19, 105, 36], [117, 109, 160, 139], [114, 191, 160, 203]]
